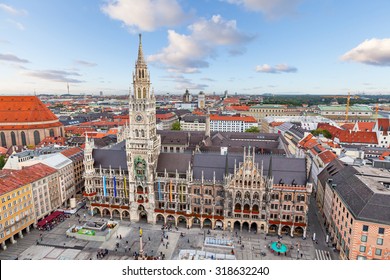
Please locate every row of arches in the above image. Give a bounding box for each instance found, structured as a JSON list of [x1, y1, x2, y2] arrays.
[[137, 87, 147, 99], [135, 129, 145, 138], [235, 191, 260, 200], [234, 203, 259, 212]]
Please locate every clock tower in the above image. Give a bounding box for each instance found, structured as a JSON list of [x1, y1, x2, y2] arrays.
[[126, 34, 161, 222]]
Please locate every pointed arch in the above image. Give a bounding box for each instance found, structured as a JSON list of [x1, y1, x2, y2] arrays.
[[21, 131, 27, 146], [137, 88, 141, 99], [11, 131, 16, 146], [1, 132, 6, 147], [49, 129, 54, 137], [143, 87, 147, 98], [34, 130, 41, 145]]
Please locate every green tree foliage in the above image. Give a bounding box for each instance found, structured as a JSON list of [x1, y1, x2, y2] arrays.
[[0, 155, 6, 169], [171, 121, 181, 130], [245, 126, 260, 133], [311, 129, 332, 139]]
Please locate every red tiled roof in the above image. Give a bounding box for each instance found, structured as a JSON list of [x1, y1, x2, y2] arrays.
[[298, 133, 314, 147], [37, 136, 66, 147], [225, 105, 250, 111], [0, 147, 8, 155], [193, 110, 205, 116], [377, 118, 390, 135], [356, 122, 375, 132], [379, 151, 390, 160], [61, 147, 83, 158], [341, 123, 355, 130], [0, 163, 56, 196], [156, 112, 176, 120], [0, 96, 58, 123], [318, 150, 337, 164], [269, 121, 284, 127], [223, 97, 240, 104], [210, 115, 257, 123], [318, 123, 378, 144]]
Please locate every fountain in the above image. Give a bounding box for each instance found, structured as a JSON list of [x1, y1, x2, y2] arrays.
[[270, 240, 288, 253]]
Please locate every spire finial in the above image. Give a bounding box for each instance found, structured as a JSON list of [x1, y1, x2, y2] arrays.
[[137, 33, 145, 64]]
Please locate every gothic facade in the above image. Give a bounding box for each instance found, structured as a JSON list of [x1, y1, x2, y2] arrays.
[[83, 35, 312, 237]]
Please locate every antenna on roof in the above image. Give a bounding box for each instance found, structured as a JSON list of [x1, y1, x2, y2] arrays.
[[67, 83, 70, 95]]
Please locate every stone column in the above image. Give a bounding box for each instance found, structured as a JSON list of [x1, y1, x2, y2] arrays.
[[139, 229, 144, 257], [18, 231, 24, 239], [26, 225, 30, 233], [10, 236, 16, 244], [290, 226, 295, 238], [303, 227, 307, 239], [278, 225, 282, 236], [1, 242, 6, 251]]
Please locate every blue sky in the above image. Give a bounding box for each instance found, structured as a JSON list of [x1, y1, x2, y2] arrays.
[[0, 0, 390, 96]]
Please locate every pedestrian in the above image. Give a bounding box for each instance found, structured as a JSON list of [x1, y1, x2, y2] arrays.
[[148, 236, 151, 241], [126, 240, 128, 244], [188, 238, 190, 243], [301, 253, 303, 258], [120, 234, 122, 239]]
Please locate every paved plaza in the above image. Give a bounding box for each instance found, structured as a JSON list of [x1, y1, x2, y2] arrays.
[[0, 207, 329, 260]]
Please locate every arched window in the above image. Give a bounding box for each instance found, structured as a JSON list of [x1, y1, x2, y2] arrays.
[[143, 88, 147, 98], [141, 130, 145, 137], [11, 131, 16, 146], [60, 128, 63, 137], [139, 70, 141, 79], [21, 131, 27, 146], [142, 70, 144, 78], [33, 130, 40, 145], [49, 129, 54, 137], [0, 132, 6, 147], [135, 129, 139, 137], [137, 88, 141, 99]]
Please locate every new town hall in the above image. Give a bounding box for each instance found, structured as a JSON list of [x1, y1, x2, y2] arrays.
[[83, 35, 313, 237]]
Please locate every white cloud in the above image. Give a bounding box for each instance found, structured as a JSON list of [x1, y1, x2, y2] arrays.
[[101, 0, 189, 32], [0, 3, 27, 16], [341, 38, 390, 66], [161, 74, 208, 91], [24, 69, 84, 83], [0, 53, 29, 63], [6, 19, 25, 30], [255, 63, 297, 73], [225, 0, 301, 19], [149, 15, 253, 73], [75, 60, 97, 67]]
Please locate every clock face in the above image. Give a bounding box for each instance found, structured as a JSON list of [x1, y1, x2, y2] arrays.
[[135, 114, 143, 122]]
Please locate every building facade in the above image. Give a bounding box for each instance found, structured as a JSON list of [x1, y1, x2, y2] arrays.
[[326, 166, 390, 260], [0, 96, 64, 148], [0, 171, 35, 250], [83, 36, 312, 237]]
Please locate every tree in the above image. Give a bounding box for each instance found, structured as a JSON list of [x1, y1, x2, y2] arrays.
[[311, 129, 332, 139], [245, 126, 260, 133], [0, 155, 6, 169], [171, 121, 181, 131]]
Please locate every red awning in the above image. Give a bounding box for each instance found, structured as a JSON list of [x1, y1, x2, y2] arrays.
[[37, 211, 64, 227]]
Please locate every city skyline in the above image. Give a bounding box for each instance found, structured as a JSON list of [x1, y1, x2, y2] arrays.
[[0, 0, 390, 96]]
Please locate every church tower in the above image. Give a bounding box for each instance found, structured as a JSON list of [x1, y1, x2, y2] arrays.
[[126, 34, 161, 222]]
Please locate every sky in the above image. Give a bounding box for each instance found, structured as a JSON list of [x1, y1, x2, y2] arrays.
[[0, 0, 390, 96]]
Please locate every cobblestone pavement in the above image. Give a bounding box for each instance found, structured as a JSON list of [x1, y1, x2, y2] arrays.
[[0, 207, 319, 260]]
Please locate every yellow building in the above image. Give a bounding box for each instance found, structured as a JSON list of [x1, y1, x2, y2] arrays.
[[0, 171, 35, 250]]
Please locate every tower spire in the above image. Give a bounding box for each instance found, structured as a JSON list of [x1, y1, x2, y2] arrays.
[[137, 33, 145, 64]]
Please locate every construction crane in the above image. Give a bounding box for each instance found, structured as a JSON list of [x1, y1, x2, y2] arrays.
[[345, 92, 351, 121], [376, 103, 379, 119]]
